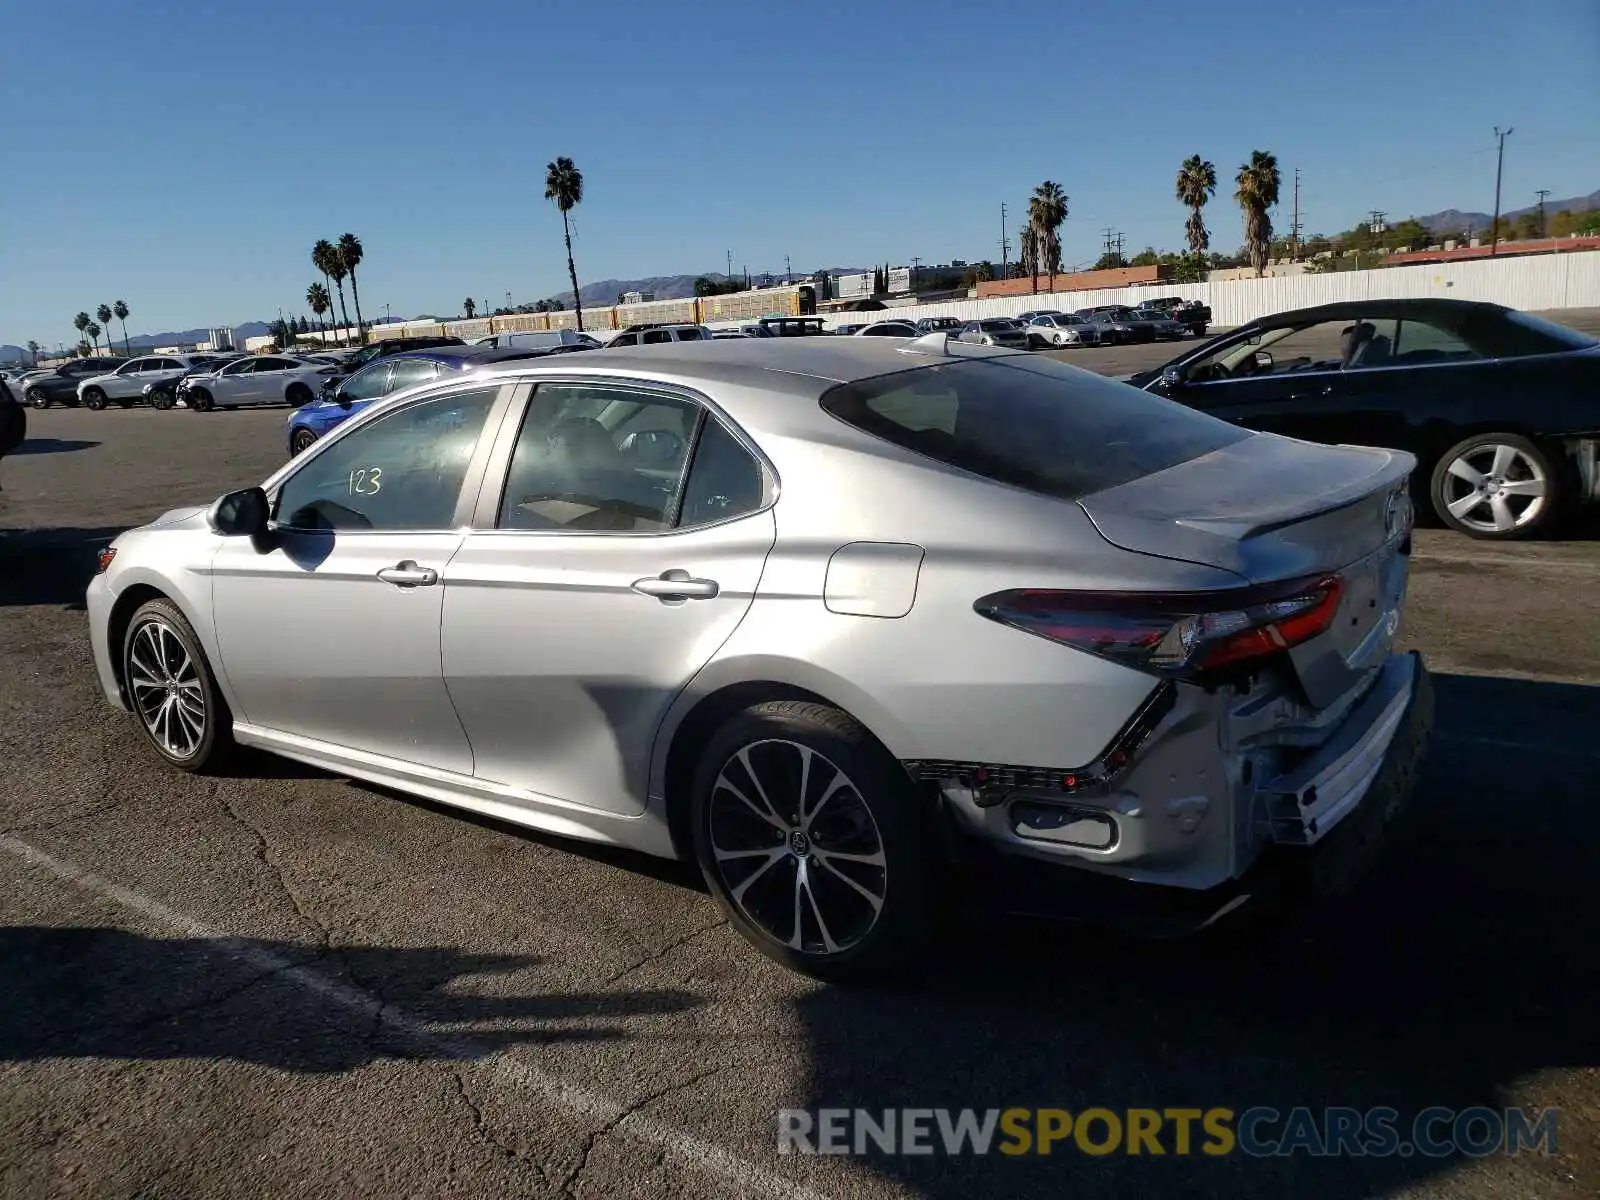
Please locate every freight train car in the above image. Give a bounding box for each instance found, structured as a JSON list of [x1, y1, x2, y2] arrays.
[[369, 283, 817, 342]]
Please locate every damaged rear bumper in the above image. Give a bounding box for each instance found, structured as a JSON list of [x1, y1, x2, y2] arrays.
[[945, 652, 1433, 933]]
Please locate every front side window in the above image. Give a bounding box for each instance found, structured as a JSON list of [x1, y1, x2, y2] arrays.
[[386, 360, 442, 391], [275, 387, 499, 532], [497, 383, 698, 532], [610, 333, 639, 347], [1184, 318, 1354, 383], [675, 327, 705, 341], [340, 362, 395, 401], [220, 359, 256, 376], [821, 356, 1246, 502]]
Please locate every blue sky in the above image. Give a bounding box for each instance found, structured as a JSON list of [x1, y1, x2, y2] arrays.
[[3, 0, 1597, 347]]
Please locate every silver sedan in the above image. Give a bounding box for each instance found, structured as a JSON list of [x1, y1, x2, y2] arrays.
[[1025, 314, 1101, 348], [87, 339, 1431, 979]]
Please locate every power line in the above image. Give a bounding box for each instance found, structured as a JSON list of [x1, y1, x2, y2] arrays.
[[1535, 188, 1551, 238]]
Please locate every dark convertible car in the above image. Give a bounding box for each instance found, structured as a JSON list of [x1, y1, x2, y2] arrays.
[[1128, 299, 1600, 539]]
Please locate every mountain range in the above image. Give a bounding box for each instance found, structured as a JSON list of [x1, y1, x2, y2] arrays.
[[1413, 189, 1598, 235]]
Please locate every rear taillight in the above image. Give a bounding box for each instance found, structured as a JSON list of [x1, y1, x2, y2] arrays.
[[975, 575, 1343, 679]]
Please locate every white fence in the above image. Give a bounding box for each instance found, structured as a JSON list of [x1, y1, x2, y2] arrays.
[[715, 250, 1600, 333]]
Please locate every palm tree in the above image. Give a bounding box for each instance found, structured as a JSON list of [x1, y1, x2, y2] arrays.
[[27, 340, 41, 365], [95, 305, 114, 351], [1028, 181, 1070, 279], [1175, 155, 1218, 257], [337, 233, 366, 343], [312, 240, 350, 343], [73, 312, 91, 351], [544, 157, 586, 331], [463, 297, 476, 319], [306, 282, 331, 340], [112, 299, 131, 354], [1234, 150, 1281, 277], [85, 321, 102, 352], [1019, 226, 1039, 292]]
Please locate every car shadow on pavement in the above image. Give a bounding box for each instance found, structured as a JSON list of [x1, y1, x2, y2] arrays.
[[0, 926, 702, 1073], [0, 526, 126, 608], [12, 439, 100, 455], [792, 670, 1598, 1198]]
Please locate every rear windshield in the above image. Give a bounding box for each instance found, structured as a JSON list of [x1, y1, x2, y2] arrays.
[[1476, 310, 1598, 355], [819, 356, 1248, 501]]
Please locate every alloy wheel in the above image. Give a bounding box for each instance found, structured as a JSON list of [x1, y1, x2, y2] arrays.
[[128, 620, 207, 759], [27, 389, 49, 409], [1441, 443, 1548, 534], [706, 739, 888, 955]]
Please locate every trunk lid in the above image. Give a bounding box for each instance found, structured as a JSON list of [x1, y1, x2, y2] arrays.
[[1078, 431, 1415, 708], [1076, 431, 1413, 584]]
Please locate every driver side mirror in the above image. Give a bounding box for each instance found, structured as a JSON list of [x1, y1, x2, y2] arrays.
[[1160, 366, 1185, 389], [1253, 350, 1275, 369], [207, 486, 269, 537]]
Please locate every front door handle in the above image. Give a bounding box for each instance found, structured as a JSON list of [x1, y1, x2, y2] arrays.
[[377, 560, 438, 588], [631, 569, 719, 601]]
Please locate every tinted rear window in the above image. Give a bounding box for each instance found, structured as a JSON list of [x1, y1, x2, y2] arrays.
[[1471, 310, 1598, 356], [819, 357, 1248, 501]]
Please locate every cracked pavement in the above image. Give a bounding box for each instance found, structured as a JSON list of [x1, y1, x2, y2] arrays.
[[2, 325, 1598, 1198]]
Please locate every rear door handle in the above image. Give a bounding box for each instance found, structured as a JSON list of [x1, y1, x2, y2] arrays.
[[631, 569, 719, 601], [377, 560, 438, 587]]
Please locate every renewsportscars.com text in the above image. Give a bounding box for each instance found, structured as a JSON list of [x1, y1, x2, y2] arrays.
[[776, 1106, 1559, 1158]]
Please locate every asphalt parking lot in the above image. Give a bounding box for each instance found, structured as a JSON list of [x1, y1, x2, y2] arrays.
[[1, 322, 1597, 1199]]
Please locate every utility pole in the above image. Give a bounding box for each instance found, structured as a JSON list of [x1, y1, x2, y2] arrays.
[[999, 203, 1010, 280], [1490, 126, 1513, 256], [1289, 168, 1303, 261], [1101, 227, 1117, 263], [1535, 188, 1551, 239], [910, 256, 922, 290], [784, 254, 791, 282], [1115, 232, 1126, 263], [726, 249, 733, 282]]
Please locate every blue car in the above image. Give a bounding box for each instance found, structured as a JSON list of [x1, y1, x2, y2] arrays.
[[285, 345, 567, 456]]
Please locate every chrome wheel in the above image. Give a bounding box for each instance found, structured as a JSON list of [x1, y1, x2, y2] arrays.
[[706, 739, 887, 955], [128, 620, 206, 759], [1441, 442, 1548, 534]]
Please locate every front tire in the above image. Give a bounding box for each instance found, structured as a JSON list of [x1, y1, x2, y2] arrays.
[[122, 598, 234, 772], [286, 383, 313, 408], [1429, 433, 1562, 540], [188, 388, 214, 412], [82, 387, 107, 410], [290, 427, 318, 455], [691, 700, 935, 981], [27, 388, 50, 410]]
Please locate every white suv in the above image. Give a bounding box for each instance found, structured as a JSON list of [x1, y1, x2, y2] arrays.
[[605, 325, 714, 347], [78, 354, 215, 410]]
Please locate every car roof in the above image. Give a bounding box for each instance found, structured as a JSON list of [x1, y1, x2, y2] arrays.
[[385, 345, 535, 366], [474, 335, 1014, 391], [1241, 297, 1511, 328]]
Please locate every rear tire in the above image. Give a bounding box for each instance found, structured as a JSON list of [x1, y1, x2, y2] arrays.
[[82, 387, 107, 411], [690, 700, 936, 982], [122, 598, 235, 773], [286, 383, 313, 408], [1429, 433, 1562, 540]]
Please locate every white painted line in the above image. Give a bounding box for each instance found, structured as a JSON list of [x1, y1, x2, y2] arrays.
[[0, 834, 831, 1200]]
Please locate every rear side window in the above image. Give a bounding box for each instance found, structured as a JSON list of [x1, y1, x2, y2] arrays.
[[675, 327, 704, 341], [820, 357, 1248, 501]]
